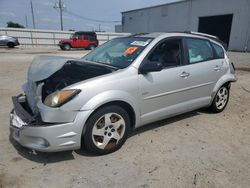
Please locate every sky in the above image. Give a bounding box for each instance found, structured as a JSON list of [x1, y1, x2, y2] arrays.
[[0, 0, 179, 32]]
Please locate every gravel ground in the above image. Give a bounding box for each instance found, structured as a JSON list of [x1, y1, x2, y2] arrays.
[[0, 47, 250, 188]]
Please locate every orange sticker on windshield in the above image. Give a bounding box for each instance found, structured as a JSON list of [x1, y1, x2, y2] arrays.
[[124, 47, 138, 55]]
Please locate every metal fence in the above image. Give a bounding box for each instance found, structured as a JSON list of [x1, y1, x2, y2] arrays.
[[0, 27, 130, 46]]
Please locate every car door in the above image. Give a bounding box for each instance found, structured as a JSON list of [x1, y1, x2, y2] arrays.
[[183, 37, 225, 110], [82, 35, 90, 48], [139, 38, 193, 125], [71, 35, 78, 47], [75, 35, 84, 47]]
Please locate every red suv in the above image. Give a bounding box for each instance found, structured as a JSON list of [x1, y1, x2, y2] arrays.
[[58, 31, 99, 50]]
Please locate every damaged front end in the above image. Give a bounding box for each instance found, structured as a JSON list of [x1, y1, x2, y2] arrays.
[[21, 55, 115, 123], [10, 55, 116, 151]]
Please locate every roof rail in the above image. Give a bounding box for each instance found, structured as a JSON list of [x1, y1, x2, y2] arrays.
[[171, 31, 228, 50], [128, 33, 149, 37]]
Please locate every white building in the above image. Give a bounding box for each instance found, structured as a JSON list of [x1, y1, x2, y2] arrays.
[[120, 0, 250, 51]]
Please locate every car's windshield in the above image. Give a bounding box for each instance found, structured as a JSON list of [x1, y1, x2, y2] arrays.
[[70, 34, 79, 39], [82, 37, 153, 69]]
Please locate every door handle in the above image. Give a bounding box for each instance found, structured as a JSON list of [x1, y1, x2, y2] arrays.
[[180, 72, 190, 78], [214, 65, 221, 71]]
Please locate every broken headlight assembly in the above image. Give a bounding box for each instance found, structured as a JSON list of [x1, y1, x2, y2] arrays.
[[44, 89, 81, 107]]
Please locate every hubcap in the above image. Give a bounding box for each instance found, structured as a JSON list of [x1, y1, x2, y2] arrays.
[[215, 87, 228, 110], [65, 45, 70, 50], [91, 113, 125, 150]]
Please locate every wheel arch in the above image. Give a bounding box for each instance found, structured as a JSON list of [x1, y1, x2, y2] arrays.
[[82, 100, 137, 135], [62, 42, 72, 47], [7, 42, 15, 47], [211, 74, 236, 100]]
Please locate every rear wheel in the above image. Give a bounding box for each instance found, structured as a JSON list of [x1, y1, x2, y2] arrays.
[[63, 43, 71, 51], [7, 42, 15, 48], [210, 85, 230, 113], [88, 45, 96, 50], [83, 105, 130, 155]]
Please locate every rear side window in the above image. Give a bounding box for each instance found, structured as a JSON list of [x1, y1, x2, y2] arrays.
[[84, 36, 89, 40], [186, 38, 213, 64], [89, 36, 96, 41], [212, 43, 225, 59]]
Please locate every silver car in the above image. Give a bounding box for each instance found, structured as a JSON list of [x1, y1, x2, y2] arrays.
[[0, 35, 20, 48], [10, 32, 237, 154]]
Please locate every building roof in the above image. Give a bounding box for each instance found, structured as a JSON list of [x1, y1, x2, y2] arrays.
[[121, 0, 187, 14]]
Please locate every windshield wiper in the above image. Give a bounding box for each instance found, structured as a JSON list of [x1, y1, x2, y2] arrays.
[[82, 59, 119, 70], [95, 61, 120, 70]]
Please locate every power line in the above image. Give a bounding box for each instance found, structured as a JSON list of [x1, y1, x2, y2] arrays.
[[64, 10, 120, 23]]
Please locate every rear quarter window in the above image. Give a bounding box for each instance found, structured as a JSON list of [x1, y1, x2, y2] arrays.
[[212, 43, 225, 59], [186, 38, 213, 64]]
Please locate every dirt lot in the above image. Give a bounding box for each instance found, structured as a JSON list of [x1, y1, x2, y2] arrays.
[[0, 47, 250, 188]]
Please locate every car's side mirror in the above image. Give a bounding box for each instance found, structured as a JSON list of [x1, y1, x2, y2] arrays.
[[139, 61, 163, 74]]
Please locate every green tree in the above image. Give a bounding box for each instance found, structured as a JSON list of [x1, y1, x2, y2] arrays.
[[6, 21, 25, 28]]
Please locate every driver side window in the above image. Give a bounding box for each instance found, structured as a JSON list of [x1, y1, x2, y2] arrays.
[[76, 35, 82, 40], [148, 39, 182, 68]]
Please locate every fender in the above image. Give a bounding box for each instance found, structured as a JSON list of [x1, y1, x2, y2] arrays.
[[62, 42, 72, 47], [211, 73, 237, 99], [80, 90, 141, 127]]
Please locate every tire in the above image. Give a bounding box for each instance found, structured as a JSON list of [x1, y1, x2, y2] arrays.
[[7, 42, 15, 48], [83, 105, 131, 155], [209, 85, 230, 113], [63, 43, 71, 51], [60, 46, 65, 50], [88, 45, 96, 50]]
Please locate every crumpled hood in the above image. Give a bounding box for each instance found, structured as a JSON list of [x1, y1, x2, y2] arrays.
[[28, 55, 77, 82]]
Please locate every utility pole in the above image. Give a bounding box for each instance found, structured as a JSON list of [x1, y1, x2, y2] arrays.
[[54, 0, 65, 31], [25, 14, 28, 28], [59, 0, 63, 31], [30, 0, 36, 29], [98, 24, 101, 32]]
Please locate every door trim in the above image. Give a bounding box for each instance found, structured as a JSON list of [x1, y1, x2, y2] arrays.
[[144, 81, 214, 100]]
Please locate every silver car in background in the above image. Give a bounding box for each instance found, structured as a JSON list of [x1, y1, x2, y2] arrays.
[[0, 35, 20, 48], [10, 32, 237, 154]]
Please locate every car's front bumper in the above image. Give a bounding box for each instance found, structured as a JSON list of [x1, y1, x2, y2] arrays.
[[10, 95, 92, 152]]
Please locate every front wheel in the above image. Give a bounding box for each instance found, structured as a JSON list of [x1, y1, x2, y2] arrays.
[[7, 42, 15, 48], [63, 44, 71, 51], [210, 85, 230, 113], [83, 105, 130, 155]]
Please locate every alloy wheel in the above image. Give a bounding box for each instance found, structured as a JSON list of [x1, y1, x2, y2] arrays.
[[91, 113, 126, 150], [215, 87, 229, 110]]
